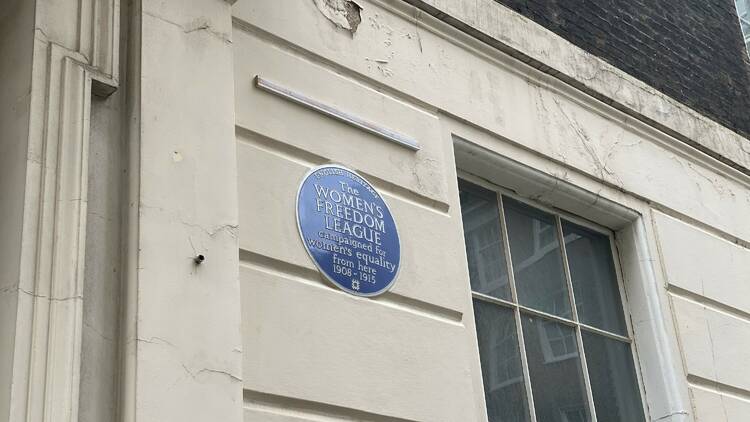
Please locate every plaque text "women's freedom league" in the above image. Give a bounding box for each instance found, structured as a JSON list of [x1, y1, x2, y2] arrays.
[[296, 165, 401, 297]]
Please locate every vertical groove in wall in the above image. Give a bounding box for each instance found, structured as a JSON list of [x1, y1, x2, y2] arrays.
[[117, 0, 140, 419], [0, 0, 36, 419], [78, 86, 125, 422]]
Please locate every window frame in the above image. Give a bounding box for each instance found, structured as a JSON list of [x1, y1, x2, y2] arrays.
[[458, 169, 649, 422], [735, 0, 750, 57]]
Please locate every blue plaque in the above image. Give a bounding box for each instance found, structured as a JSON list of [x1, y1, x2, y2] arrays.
[[296, 164, 401, 296]]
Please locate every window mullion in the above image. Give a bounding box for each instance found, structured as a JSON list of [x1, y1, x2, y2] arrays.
[[556, 215, 580, 323], [574, 324, 598, 422], [579, 323, 631, 343], [498, 195, 519, 304], [472, 291, 516, 309], [497, 195, 538, 422], [556, 215, 598, 422], [513, 307, 537, 422], [516, 303, 576, 327]]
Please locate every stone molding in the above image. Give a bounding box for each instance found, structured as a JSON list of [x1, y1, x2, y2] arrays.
[[402, 0, 750, 175], [79, 0, 120, 84], [9, 0, 120, 420]]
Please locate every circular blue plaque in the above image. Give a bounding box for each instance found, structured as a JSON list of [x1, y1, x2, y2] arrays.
[[296, 164, 401, 297]]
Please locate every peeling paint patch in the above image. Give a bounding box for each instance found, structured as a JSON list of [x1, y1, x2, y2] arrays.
[[313, 0, 362, 34], [172, 151, 183, 162], [183, 17, 211, 34]]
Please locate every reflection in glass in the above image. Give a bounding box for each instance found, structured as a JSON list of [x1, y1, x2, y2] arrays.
[[459, 180, 511, 301], [562, 221, 627, 335], [473, 300, 530, 422], [582, 332, 645, 422], [736, 0, 750, 56], [521, 314, 591, 422], [503, 196, 571, 318]]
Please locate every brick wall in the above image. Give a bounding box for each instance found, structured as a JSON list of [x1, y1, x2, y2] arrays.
[[495, 0, 750, 139]]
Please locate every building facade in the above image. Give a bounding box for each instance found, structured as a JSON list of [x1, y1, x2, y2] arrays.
[[2, 0, 750, 421]]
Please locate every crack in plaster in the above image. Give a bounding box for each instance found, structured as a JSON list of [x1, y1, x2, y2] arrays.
[[578, 59, 622, 83], [5, 286, 82, 302], [667, 154, 733, 200], [574, 55, 672, 115], [142, 11, 231, 44], [652, 410, 689, 422], [602, 130, 641, 167], [34, 27, 90, 63], [532, 84, 568, 164], [526, 173, 565, 205], [183, 221, 239, 238], [551, 96, 625, 188], [137, 336, 176, 348], [181, 363, 242, 383], [140, 203, 238, 239], [702, 310, 731, 422], [412, 9, 423, 53], [685, 161, 732, 198], [83, 320, 115, 342], [667, 154, 704, 196]]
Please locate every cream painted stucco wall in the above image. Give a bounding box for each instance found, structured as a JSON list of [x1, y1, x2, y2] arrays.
[[0, 0, 35, 419], [2, 0, 750, 421], [233, 1, 750, 421], [0, 0, 243, 420]]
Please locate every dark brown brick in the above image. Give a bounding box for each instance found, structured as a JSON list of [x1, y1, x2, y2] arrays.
[[494, 0, 750, 139]]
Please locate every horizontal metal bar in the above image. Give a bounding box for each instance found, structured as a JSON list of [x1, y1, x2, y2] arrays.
[[475, 294, 632, 342], [580, 323, 632, 343], [473, 291, 632, 343], [472, 291, 578, 327], [517, 303, 578, 327], [254, 76, 421, 151], [472, 291, 516, 309]]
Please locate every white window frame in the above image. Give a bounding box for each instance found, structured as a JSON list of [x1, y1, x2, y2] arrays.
[[460, 170, 645, 422], [450, 87, 691, 422]]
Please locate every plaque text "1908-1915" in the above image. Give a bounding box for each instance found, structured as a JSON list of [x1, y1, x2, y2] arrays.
[[296, 164, 401, 297]]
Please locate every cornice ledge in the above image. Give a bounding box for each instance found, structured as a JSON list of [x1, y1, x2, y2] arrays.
[[34, 0, 120, 93], [402, 0, 750, 175]]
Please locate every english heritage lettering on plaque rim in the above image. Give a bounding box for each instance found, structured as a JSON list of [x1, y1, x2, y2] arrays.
[[296, 164, 402, 297]]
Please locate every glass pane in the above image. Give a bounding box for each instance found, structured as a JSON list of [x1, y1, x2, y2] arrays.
[[503, 196, 571, 318], [737, 0, 750, 53], [562, 221, 627, 335], [459, 180, 511, 301], [521, 313, 591, 422], [473, 300, 531, 422], [582, 332, 645, 422]]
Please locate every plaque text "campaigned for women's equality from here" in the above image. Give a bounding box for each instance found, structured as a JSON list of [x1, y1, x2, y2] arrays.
[[296, 164, 401, 296]]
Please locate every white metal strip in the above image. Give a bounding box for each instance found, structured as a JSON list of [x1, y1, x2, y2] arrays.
[[254, 76, 421, 151]]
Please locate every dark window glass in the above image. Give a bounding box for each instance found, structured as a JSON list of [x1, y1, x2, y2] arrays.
[[504, 196, 571, 318], [473, 300, 531, 422], [459, 180, 511, 301], [459, 179, 645, 422], [582, 332, 645, 422], [563, 221, 627, 335], [521, 314, 591, 422]]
